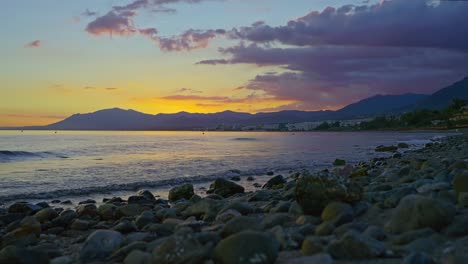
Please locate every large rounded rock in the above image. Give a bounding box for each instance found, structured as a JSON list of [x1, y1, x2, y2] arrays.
[[76, 203, 97, 218], [321, 202, 354, 226], [137, 190, 156, 200], [221, 216, 264, 237], [384, 195, 456, 234], [79, 230, 125, 262], [295, 172, 361, 215], [34, 208, 58, 223], [168, 184, 194, 202], [1, 216, 42, 248], [452, 170, 468, 196], [8, 202, 41, 215], [0, 246, 49, 264], [327, 231, 385, 259], [151, 234, 212, 264], [213, 231, 279, 264], [98, 204, 117, 220], [263, 175, 286, 189], [209, 178, 245, 198]]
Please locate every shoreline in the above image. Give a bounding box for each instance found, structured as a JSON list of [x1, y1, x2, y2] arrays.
[[0, 133, 467, 263]]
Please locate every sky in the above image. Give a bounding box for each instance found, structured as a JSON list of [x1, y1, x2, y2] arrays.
[[1, 0, 468, 126]]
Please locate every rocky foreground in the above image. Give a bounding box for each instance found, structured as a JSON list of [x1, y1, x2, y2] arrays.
[[1, 134, 468, 264]]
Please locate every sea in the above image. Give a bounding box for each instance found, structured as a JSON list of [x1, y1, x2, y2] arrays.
[[0, 130, 452, 205]]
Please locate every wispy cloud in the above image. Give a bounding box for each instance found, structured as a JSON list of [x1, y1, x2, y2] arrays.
[[83, 0, 225, 51], [25, 40, 41, 48]]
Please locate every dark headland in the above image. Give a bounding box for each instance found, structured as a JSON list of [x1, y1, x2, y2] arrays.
[[0, 133, 467, 263]]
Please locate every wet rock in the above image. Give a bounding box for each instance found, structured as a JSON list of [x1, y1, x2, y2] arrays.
[[321, 202, 354, 226], [34, 207, 58, 223], [76, 203, 97, 218], [452, 170, 468, 196], [128, 195, 155, 205], [111, 241, 147, 261], [151, 234, 213, 264], [247, 176, 255, 181], [270, 225, 301, 250], [137, 190, 156, 200], [71, 219, 89, 231], [52, 209, 77, 227], [327, 230, 385, 259], [375, 145, 398, 152], [263, 175, 287, 189], [78, 199, 96, 205], [36, 202, 50, 208], [98, 204, 117, 220], [287, 254, 333, 264], [213, 231, 279, 264], [301, 236, 326, 255], [391, 228, 435, 246], [445, 214, 468, 237], [114, 220, 138, 233], [315, 222, 335, 236], [363, 225, 386, 241], [262, 213, 293, 229], [398, 143, 410, 148], [333, 159, 346, 166], [220, 201, 255, 215], [116, 204, 145, 218], [182, 198, 223, 221], [209, 178, 245, 198], [442, 236, 468, 264], [79, 230, 125, 262], [124, 250, 150, 264], [0, 245, 49, 264], [50, 256, 72, 264], [135, 211, 155, 229], [221, 216, 264, 237], [230, 176, 241, 181], [457, 192, 468, 207], [295, 172, 361, 215], [168, 184, 194, 202], [216, 209, 242, 223], [1, 216, 41, 247], [385, 195, 456, 234], [249, 190, 274, 202], [8, 202, 41, 215], [402, 252, 435, 264], [333, 222, 369, 237]]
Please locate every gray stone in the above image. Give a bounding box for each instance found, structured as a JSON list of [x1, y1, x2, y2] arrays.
[[385, 195, 456, 234], [213, 231, 279, 264], [327, 231, 385, 259], [79, 230, 125, 262], [221, 216, 264, 237], [168, 184, 194, 202], [209, 178, 245, 198], [321, 202, 354, 226]]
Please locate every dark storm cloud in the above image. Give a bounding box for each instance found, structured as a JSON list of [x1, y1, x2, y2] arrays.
[[229, 0, 468, 51], [197, 0, 468, 109]]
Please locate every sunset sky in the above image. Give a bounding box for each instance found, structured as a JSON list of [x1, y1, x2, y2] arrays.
[[1, 0, 468, 126]]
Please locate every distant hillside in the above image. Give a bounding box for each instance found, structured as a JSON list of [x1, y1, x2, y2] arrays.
[[45, 108, 157, 130], [13, 75, 468, 131], [412, 77, 468, 110], [335, 93, 429, 118]]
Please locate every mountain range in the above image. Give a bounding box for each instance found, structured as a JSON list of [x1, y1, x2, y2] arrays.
[[15, 76, 468, 130]]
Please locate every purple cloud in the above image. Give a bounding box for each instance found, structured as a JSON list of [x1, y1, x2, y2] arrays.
[[229, 0, 468, 51], [84, 0, 225, 51], [196, 0, 468, 109]]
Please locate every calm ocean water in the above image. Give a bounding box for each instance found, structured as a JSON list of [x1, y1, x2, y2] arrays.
[[0, 131, 449, 203]]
